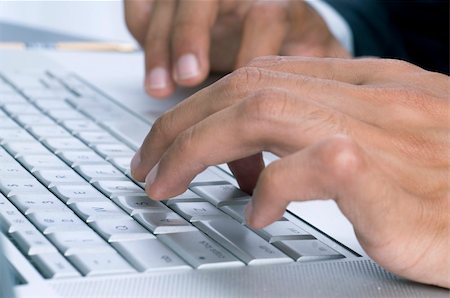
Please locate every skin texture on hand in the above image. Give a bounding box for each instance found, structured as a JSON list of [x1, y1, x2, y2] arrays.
[[130, 56, 450, 288], [124, 0, 349, 98]]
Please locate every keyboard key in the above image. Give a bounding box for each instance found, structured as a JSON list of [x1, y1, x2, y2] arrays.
[[0, 162, 32, 178], [0, 94, 27, 106], [195, 218, 292, 265], [112, 195, 168, 215], [0, 147, 15, 163], [164, 190, 204, 206], [50, 185, 109, 204], [189, 168, 228, 186], [17, 155, 68, 171], [22, 88, 72, 100], [112, 239, 191, 272], [171, 202, 228, 222], [109, 156, 132, 173], [0, 178, 48, 197], [0, 205, 34, 233], [34, 169, 86, 187], [34, 99, 72, 111], [15, 114, 56, 127], [28, 126, 73, 140], [47, 231, 113, 256], [0, 128, 36, 143], [273, 240, 344, 262], [253, 221, 315, 243], [191, 184, 250, 207], [57, 151, 105, 166], [93, 143, 134, 158], [43, 138, 90, 152], [4, 141, 51, 157], [47, 109, 85, 122], [90, 219, 155, 242], [0, 117, 19, 128], [76, 131, 117, 145], [5, 75, 44, 89], [4, 103, 41, 115], [93, 180, 144, 197], [67, 252, 135, 276], [133, 212, 197, 234], [74, 164, 127, 182], [158, 231, 244, 269], [31, 253, 81, 279], [11, 228, 58, 255], [219, 204, 247, 223], [61, 120, 101, 133], [28, 211, 89, 234], [70, 201, 129, 222], [9, 194, 68, 214]]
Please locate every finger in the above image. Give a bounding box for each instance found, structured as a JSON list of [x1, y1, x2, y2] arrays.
[[227, 153, 265, 194], [143, 89, 353, 199], [143, 0, 176, 98], [124, 0, 154, 45], [171, 0, 219, 85], [130, 67, 370, 181], [246, 135, 420, 249], [235, 1, 288, 68], [247, 56, 405, 85]]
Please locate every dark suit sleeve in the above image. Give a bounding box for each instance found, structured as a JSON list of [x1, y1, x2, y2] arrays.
[[323, 0, 449, 74], [324, 0, 407, 59]]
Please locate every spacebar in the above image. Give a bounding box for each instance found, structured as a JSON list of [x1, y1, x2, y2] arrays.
[[194, 218, 292, 265]]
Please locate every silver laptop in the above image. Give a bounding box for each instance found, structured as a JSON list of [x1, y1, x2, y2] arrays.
[[0, 50, 446, 298]]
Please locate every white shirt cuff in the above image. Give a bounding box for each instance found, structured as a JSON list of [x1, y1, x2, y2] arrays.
[[305, 0, 354, 55]]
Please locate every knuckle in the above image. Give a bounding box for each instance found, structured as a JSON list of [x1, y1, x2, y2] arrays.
[[226, 67, 264, 95], [242, 88, 290, 123], [318, 135, 364, 181], [149, 113, 173, 142]]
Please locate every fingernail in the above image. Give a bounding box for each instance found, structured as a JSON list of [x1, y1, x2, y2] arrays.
[[130, 149, 141, 172], [175, 53, 200, 81], [145, 163, 159, 187], [146, 67, 168, 90]]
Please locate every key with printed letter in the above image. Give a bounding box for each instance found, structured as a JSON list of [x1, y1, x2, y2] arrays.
[[112, 238, 191, 272], [133, 211, 197, 234], [273, 239, 344, 262], [31, 253, 81, 279], [70, 201, 129, 222], [191, 184, 250, 207], [195, 218, 292, 265], [47, 231, 114, 256], [50, 185, 109, 204], [171, 202, 228, 222], [90, 218, 155, 242], [67, 252, 135, 276], [254, 221, 315, 243], [28, 211, 90, 234], [158, 231, 244, 269], [93, 180, 145, 197]]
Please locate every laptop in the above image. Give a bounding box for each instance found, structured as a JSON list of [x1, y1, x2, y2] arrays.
[[0, 49, 446, 298]]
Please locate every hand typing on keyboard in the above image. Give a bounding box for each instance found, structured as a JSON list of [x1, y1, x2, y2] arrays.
[[124, 0, 349, 98], [130, 57, 450, 288]]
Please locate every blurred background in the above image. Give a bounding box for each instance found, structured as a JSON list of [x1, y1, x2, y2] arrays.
[[0, 0, 135, 43]]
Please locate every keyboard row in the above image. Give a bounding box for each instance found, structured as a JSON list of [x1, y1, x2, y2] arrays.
[[0, 73, 344, 279]]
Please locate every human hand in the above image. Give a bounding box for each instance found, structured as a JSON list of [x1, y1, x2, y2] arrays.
[[124, 0, 349, 98], [130, 56, 449, 287]]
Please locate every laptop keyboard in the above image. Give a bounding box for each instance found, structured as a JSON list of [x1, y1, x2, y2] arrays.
[[0, 70, 345, 279]]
